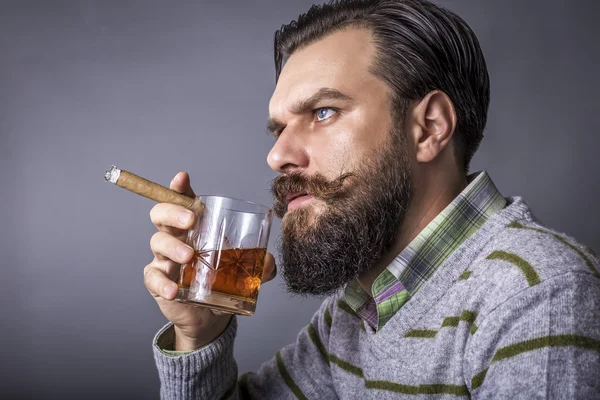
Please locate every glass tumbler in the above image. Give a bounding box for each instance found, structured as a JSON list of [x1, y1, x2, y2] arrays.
[[176, 196, 273, 316]]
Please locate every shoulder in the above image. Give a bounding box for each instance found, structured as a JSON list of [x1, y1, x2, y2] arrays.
[[478, 218, 597, 280], [465, 210, 599, 317]]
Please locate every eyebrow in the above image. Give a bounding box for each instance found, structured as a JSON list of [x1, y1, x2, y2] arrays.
[[266, 87, 353, 135]]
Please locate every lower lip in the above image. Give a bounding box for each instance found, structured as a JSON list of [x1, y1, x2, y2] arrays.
[[287, 195, 314, 211]]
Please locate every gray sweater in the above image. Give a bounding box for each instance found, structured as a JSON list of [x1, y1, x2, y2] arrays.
[[153, 197, 600, 399]]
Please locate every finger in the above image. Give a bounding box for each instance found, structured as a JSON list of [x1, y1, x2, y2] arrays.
[[170, 172, 196, 198], [144, 264, 179, 300], [150, 203, 195, 231], [156, 225, 188, 243], [152, 258, 182, 281], [211, 310, 233, 316], [150, 231, 195, 265], [261, 252, 277, 283]]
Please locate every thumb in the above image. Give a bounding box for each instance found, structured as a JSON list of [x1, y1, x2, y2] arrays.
[[170, 172, 196, 198], [261, 253, 277, 283]]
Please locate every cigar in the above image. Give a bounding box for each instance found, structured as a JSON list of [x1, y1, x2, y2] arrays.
[[104, 165, 204, 212]]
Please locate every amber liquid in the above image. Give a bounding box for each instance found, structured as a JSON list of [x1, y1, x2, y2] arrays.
[[179, 247, 266, 301]]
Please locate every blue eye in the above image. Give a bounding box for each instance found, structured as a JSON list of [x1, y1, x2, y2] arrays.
[[316, 108, 336, 121]]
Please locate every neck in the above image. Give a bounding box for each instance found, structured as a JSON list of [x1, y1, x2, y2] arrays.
[[356, 165, 468, 295]]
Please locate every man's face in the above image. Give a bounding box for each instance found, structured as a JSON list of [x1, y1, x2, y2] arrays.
[[267, 28, 413, 295], [268, 28, 394, 203]]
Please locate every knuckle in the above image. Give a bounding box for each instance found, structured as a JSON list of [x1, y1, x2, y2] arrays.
[[143, 265, 153, 284], [145, 267, 163, 290], [149, 232, 162, 250]]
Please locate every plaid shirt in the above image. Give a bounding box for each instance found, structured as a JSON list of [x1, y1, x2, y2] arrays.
[[344, 171, 506, 331]]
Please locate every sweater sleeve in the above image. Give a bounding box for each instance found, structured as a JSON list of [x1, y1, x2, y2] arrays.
[[465, 271, 600, 399], [153, 316, 239, 399], [153, 297, 337, 399]]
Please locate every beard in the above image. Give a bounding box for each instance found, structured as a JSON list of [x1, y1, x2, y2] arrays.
[[270, 128, 413, 296]]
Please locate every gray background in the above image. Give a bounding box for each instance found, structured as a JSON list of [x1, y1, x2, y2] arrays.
[[1, 0, 598, 398]]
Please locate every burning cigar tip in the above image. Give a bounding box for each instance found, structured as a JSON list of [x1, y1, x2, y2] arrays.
[[104, 165, 122, 184]]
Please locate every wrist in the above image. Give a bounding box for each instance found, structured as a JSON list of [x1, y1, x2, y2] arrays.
[[173, 315, 232, 351]]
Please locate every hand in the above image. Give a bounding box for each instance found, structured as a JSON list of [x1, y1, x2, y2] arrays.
[[144, 172, 277, 351]]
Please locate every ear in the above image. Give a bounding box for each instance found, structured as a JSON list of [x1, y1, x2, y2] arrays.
[[408, 90, 457, 163]]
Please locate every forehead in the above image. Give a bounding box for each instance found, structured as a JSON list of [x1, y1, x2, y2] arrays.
[[269, 28, 382, 113]]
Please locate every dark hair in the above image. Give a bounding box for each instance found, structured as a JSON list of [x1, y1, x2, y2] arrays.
[[273, 0, 490, 173]]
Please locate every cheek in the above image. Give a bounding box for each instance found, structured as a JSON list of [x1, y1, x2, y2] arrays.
[[307, 133, 354, 177], [309, 118, 384, 176]]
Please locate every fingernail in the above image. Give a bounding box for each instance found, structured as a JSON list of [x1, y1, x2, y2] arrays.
[[177, 245, 193, 259], [178, 211, 193, 224]]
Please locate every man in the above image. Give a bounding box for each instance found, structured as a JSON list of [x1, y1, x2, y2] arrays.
[[144, 0, 600, 398]]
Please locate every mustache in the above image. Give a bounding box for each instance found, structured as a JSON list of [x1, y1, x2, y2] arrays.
[[270, 171, 354, 217]]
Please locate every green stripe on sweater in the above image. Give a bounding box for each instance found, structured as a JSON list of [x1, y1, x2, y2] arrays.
[[471, 368, 488, 390], [486, 250, 541, 286], [328, 351, 470, 395], [472, 334, 600, 390], [460, 310, 477, 324], [276, 351, 307, 400], [329, 354, 364, 377], [507, 222, 600, 278], [365, 380, 469, 395], [416, 384, 469, 395], [492, 334, 600, 362], [307, 323, 329, 364], [458, 270, 472, 280], [405, 329, 437, 338], [470, 323, 478, 335], [324, 306, 332, 330], [309, 316, 470, 392], [442, 316, 460, 327], [407, 310, 478, 337], [539, 235, 599, 278]]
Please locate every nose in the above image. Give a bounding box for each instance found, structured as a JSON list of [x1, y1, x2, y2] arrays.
[[267, 129, 309, 173]]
